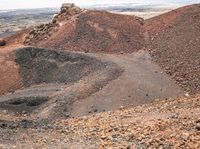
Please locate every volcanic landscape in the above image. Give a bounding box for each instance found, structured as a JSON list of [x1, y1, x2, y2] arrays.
[[0, 3, 200, 148]]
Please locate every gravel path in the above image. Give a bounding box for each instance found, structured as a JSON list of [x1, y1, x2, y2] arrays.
[[71, 51, 184, 117]]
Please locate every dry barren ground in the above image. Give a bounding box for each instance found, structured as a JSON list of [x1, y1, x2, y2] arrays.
[[0, 3, 200, 149]]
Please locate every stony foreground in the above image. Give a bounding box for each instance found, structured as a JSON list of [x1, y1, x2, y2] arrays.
[[0, 94, 199, 148], [46, 95, 200, 148]]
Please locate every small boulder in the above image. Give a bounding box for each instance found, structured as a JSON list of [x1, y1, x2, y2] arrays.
[[0, 38, 6, 46], [195, 122, 200, 131]]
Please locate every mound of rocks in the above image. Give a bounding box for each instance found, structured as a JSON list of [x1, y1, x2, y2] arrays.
[[24, 4, 145, 53], [53, 3, 83, 23], [0, 38, 6, 46]]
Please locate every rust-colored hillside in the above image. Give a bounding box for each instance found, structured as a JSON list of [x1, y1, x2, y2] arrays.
[[24, 5, 145, 53], [146, 4, 200, 94]]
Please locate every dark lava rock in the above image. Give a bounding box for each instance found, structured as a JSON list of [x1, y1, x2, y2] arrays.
[[0, 96, 49, 114], [15, 47, 106, 87], [0, 119, 52, 129], [0, 38, 6, 46]]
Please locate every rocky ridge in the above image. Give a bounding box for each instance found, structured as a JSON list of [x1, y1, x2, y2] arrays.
[[24, 4, 145, 53]]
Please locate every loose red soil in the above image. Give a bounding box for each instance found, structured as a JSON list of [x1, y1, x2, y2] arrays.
[[0, 48, 23, 95], [145, 5, 191, 35]]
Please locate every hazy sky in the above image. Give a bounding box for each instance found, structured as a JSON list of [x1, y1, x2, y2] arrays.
[[0, 0, 200, 10]]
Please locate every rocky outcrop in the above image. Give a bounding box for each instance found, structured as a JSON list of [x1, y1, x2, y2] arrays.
[[53, 3, 83, 23], [0, 38, 6, 46], [24, 23, 59, 45], [24, 3, 83, 45]]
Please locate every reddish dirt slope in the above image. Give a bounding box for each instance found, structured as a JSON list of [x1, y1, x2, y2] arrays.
[[145, 5, 191, 35], [146, 4, 200, 94], [27, 10, 145, 53], [0, 29, 29, 95], [0, 51, 22, 95]]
